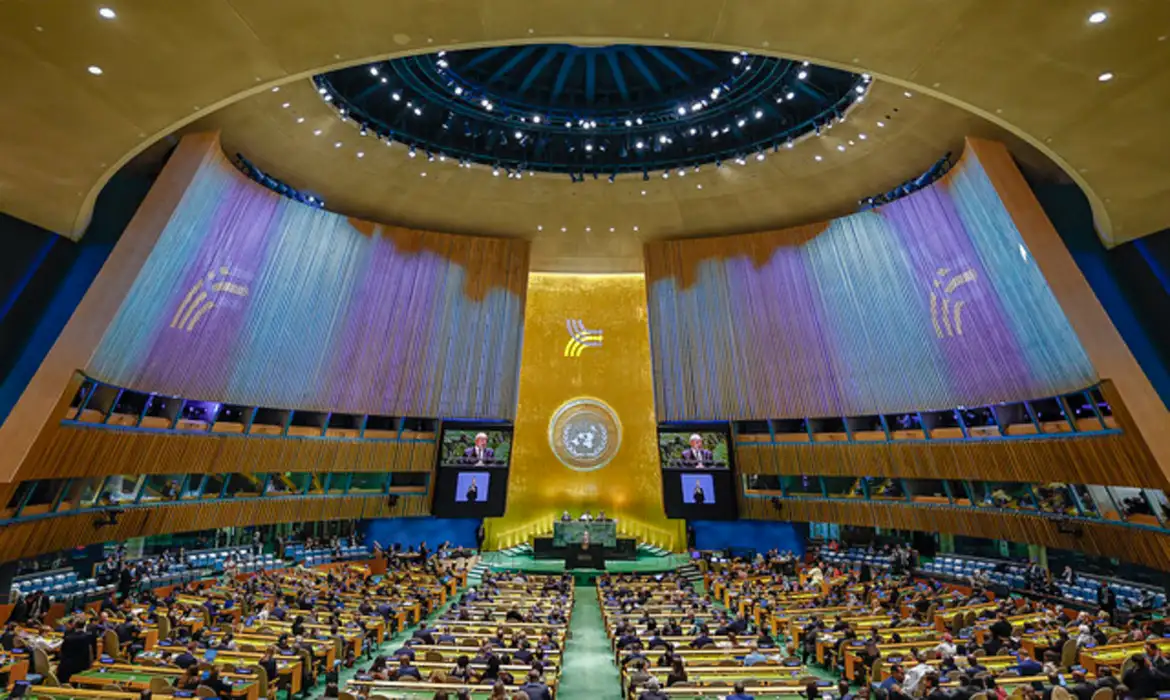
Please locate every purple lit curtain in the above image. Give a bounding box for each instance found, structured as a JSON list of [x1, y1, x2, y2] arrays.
[[87, 146, 528, 419], [645, 146, 1095, 420]]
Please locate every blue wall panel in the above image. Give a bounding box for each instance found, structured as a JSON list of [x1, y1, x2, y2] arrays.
[[361, 517, 481, 550], [690, 520, 807, 555]]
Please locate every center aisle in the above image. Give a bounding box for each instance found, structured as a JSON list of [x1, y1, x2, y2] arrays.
[[558, 585, 624, 700]]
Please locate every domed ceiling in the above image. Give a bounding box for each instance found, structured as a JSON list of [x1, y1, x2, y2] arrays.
[[315, 45, 866, 177]]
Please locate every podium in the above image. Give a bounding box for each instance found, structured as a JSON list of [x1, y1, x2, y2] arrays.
[[552, 521, 617, 548]]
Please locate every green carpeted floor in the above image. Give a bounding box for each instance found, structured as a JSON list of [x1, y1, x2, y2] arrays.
[[557, 585, 624, 700]]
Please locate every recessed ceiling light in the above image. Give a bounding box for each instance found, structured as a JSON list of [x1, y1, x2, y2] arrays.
[[1088, 10, 1108, 24], [537, 225, 543, 231], [98, 7, 116, 19], [633, 226, 639, 232], [281, 102, 290, 108], [1098, 71, 1114, 82], [296, 117, 305, 123], [814, 155, 823, 161], [837, 145, 846, 152], [334, 141, 342, 148], [903, 91, 913, 97], [87, 65, 103, 75], [585, 227, 591, 232], [271, 86, 280, 93], [696, 184, 702, 189], [859, 133, 867, 140], [357, 152, 364, 158], [313, 129, 322, 135], [560, 227, 567, 232], [876, 121, 886, 127], [641, 190, 646, 196], [609, 227, 615, 232], [420, 172, 427, 177]]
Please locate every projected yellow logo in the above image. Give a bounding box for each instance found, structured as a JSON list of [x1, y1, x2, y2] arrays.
[[170, 267, 250, 332], [564, 319, 603, 357], [930, 267, 977, 338]]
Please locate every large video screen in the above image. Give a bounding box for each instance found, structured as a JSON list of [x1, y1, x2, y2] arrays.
[[455, 472, 491, 502], [434, 467, 508, 517], [658, 429, 730, 469], [662, 468, 738, 519], [439, 427, 512, 468]]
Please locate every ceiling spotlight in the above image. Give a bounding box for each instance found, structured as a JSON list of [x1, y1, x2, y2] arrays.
[[87, 65, 104, 75], [659, 135, 668, 144], [296, 117, 305, 123], [696, 184, 703, 190], [427, 152, 435, 161], [786, 91, 795, 100], [756, 152, 765, 161], [737, 119, 746, 127], [635, 141, 645, 150], [357, 151, 364, 158], [904, 91, 913, 97], [636, 117, 644, 125], [691, 102, 703, 112], [98, 7, 116, 19], [420, 172, 427, 177], [585, 143, 594, 152], [369, 67, 379, 76], [334, 141, 342, 148], [381, 77, 388, 84], [1098, 71, 1114, 82], [678, 169, 685, 177], [754, 109, 764, 119], [318, 87, 328, 95], [837, 145, 846, 151], [1088, 10, 1108, 23], [633, 226, 639, 232], [732, 56, 742, 65], [855, 85, 865, 94], [641, 190, 646, 195], [537, 225, 543, 231], [785, 141, 793, 149], [798, 70, 808, 80], [408, 147, 416, 158], [454, 86, 464, 95], [876, 121, 886, 127], [413, 107, 422, 116], [689, 128, 698, 135], [624, 119, 633, 127], [533, 115, 542, 123], [359, 126, 367, 136], [271, 86, 280, 93], [492, 167, 500, 176], [814, 155, 823, 161], [585, 227, 591, 232], [859, 133, 867, 140], [313, 129, 323, 136], [514, 131, 523, 139], [609, 227, 616, 232], [662, 171, 669, 179], [677, 106, 687, 115], [392, 92, 401, 101], [560, 227, 567, 232]]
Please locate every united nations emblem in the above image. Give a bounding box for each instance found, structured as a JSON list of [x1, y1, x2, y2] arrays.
[[548, 397, 622, 472]]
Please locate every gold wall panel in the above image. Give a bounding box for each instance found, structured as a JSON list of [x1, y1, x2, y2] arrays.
[[486, 273, 683, 550]]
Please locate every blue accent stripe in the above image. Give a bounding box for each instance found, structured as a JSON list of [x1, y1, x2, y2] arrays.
[[0, 237, 55, 323]]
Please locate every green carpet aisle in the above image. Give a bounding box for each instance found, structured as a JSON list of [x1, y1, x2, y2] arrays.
[[557, 585, 624, 700]]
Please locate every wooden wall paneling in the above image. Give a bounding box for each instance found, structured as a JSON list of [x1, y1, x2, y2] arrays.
[[735, 434, 1164, 488], [741, 497, 1170, 570]]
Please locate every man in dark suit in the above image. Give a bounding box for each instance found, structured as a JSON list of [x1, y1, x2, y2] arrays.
[[518, 669, 553, 700], [693, 482, 706, 504], [463, 433, 495, 465], [57, 622, 98, 684], [173, 641, 200, 669], [680, 434, 714, 468], [464, 477, 479, 502], [1069, 670, 1098, 700]]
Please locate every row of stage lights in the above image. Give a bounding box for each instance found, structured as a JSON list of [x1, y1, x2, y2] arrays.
[[306, 58, 873, 182]]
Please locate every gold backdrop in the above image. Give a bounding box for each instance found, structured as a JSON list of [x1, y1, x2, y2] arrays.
[[485, 273, 683, 550]]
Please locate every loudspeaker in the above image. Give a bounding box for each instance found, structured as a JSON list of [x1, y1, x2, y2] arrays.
[[386, 495, 399, 508], [770, 497, 783, 514]]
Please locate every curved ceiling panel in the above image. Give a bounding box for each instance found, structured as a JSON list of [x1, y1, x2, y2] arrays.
[[316, 45, 866, 175], [0, 0, 1166, 247]]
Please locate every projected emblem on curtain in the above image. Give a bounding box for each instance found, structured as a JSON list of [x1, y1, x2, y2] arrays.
[[931, 267, 978, 338], [170, 267, 251, 332], [644, 144, 1096, 420]]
